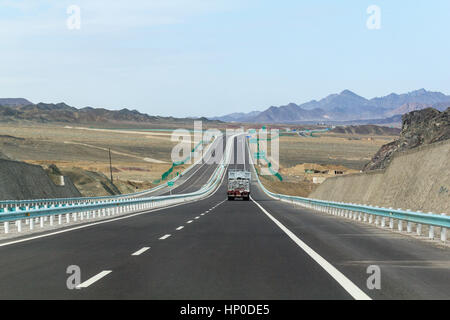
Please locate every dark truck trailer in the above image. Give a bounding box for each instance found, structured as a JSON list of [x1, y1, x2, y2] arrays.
[[227, 169, 251, 201]]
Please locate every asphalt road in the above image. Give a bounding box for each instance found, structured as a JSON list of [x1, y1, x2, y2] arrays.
[[0, 135, 448, 299], [138, 134, 226, 197]]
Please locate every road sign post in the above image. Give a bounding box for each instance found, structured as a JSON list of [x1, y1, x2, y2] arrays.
[[167, 181, 174, 195]]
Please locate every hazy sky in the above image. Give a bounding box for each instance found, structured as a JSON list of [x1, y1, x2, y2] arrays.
[[1, 0, 450, 117]]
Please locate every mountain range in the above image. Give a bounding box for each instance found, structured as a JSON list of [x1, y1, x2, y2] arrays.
[[2, 89, 450, 125], [0, 101, 218, 125], [210, 89, 450, 124]]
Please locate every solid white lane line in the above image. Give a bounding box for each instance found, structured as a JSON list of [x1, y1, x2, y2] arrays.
[[132, 247, 150, 256], [159, 234, 171, 240], [187, 220, 193, 224], [250, 196, 371, 301], [76, 270, 112, 289], [176, 226, 184, 230]]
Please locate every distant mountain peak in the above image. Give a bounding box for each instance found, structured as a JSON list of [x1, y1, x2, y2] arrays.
[[0, 98, 33, 107], [340, 89, 358, 96], [211, 88, 450, 124], [410, 88, 427, 94]]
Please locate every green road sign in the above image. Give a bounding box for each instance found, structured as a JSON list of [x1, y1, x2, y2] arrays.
[[167, 181, 174, 187]]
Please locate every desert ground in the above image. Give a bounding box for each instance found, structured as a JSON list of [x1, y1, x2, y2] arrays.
[[0, 124, 197, 196], [0, 122, 398, 198], [253, 131, 398, 196]]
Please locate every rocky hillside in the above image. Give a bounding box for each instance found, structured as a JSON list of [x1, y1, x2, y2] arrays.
[[0, 101, 222, 125], [331, 125, 401, 136], [363, 107, 450, 171], [0, 98, 32, 107]]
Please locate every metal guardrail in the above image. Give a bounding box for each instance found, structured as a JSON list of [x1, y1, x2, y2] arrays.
[[246, 138, 449, 243], [0, 133, 236, 235], [0, 135, 220, 208]]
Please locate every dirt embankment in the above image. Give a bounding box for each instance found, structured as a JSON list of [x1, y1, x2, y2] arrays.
[[0, 159, 81, 200], [310, 140, 450, 213]]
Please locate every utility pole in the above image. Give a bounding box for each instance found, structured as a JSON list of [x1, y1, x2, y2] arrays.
[[109, 148, 113, 183]]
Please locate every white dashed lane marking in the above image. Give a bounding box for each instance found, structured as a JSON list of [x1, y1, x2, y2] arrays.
[[131, 247, 150, 256], [176, 226, 184, 231], [159, 234, 171, 240], [187, 220, 193, 224], [76, 271, 112, 289]]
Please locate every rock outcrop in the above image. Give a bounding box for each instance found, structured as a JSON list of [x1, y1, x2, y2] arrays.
[[363, 108, 449, 171]]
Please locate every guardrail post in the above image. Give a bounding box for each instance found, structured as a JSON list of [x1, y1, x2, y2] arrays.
[[58, 214, 62, 225], [49, 215, 54, 226], [397, 209, 403, 231], [428, 212, 434, 239], [429, 225, 434, 239], [29, 218, 34, 230], [17, 220, 22, 232], [381, 217, 386, 227], [4, 221, 9, 234], [441, 214, 447, 242], [407, 209, 412, 233], [389, 208, 394, 229], [40, 216, 44, 228], [363, 213, 368, 222], [369, 214, 373, 224]]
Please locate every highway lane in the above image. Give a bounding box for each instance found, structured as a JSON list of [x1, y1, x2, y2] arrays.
[[141, 134, 226, 197], [0, 135, 448, 299]]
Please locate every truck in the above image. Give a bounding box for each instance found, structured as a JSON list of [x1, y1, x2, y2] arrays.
[[227, 169, 251, 201]]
